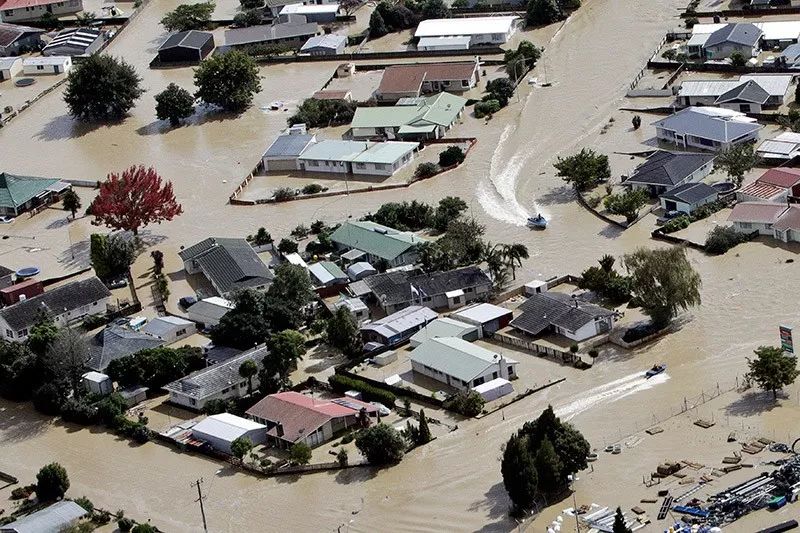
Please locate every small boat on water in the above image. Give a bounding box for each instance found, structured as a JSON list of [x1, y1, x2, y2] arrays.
[[645, 363, 666, 379], [527, 214, 547, 229]]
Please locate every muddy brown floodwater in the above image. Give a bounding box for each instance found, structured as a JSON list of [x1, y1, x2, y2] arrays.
[[3, 0, 800, 530]]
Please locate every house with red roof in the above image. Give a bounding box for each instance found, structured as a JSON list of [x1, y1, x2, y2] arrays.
[[245, 391, 377, 448], [0, 0, 83, 23], [738, 168, 800, 203], [374, 60, 480, 103], [773, 205, 800, 243], [728, 201, 789, 235]]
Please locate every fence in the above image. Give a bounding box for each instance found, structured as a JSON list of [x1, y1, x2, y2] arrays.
[[489, 332, 576, 365], [247, 46, 505, 65], [334, 367, 446, 408], [629, 35, 667, 91]]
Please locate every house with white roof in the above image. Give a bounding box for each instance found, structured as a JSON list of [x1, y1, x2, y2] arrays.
[[281, 3, 339, 24], [450, 302, 514, 336], [409, 337, 518, 391], [142, 315, 196, 343], [297, 140, 419, 177], [678, 75, 793, 111], [414, 16, 520, 50], [757, 131, 800, 161], [22, 55, 71, 75], [0, 56, 21, 80], [652, 107, 762, 152]]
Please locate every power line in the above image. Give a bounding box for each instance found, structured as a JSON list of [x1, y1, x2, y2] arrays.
[[191, 478, 208, 533]]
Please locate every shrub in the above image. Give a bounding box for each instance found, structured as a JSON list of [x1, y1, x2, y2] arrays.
[[355, 424, 406, 465], [277, 238, 298, 254], [443, 390, 485, 417], [685, 16, 698, 28], [60, 397, 96, 425], [289, 442, 312, 465], [11, 485, 35, 500], [329, 374, 396, 406], [588, 349, 599, 358], [273, 187, 296, 201], [661, 215, 690, 234], [290, 225, 309, 239], [337, 448, 349, 467], [474, 99, 501, 118], [82, 313, 107, 330], [705, 225, 750, 255], [302, 183, 324, 194], [74, 496, 94, 513], [118, 518, 134, 533], [36, 463, 70, 501], [569, 344, 578, 354], [438, 146, 466, 168], [414, 162, 439, 179]]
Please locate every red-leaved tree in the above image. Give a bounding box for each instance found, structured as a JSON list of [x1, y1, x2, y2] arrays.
[[91, 165, 183, 235]]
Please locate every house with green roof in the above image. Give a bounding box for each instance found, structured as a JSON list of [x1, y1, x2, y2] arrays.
[[0, 172, 71, 217], [329, 220, 427, 268], [298, 139, 419, 177], [349, 92, 467, 141]]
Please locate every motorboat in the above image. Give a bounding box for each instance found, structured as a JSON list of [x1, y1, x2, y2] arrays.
[[645, 363, 666, 379], [527, 214, 547, 229]]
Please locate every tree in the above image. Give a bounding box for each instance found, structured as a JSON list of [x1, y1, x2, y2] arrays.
[[90, 166, 182, 235], [230, 436, 254, 460], [501, 433, 538, 514], [155, 83, 195, 126], [106, 346, 204, 388], [288, 97, 358, 128], [432, 196, 467, 232], [336, 447, 349, 467], [355, 424, 406, 465], [368, 9, 388, 37], [326, 307, 363, 357], [277, 238, 298, 255], [151, 250, 164, 275], [194, 50, 261, 112], [554, 148, 610, 191], [705, 225, 749, 255], [485, 77, 515, 107], [747, 346, 800, 399], [161, 2, 214, 31], [233, 9, 262, 27], [414, 162, 439, 179], [264, 264, 315, 329], [715, 143, 758, 187], [632, 115, 641, 129], [613, 507, 631, 533], [475, 99, 501, 118], [210, 289, 271, 349], [365, 200, 434, 231], [729, 50, 746, 67], [438, 146, 466, 168], [443, 390, 485, 416], [240, 0, 262, 8], [27, 317, 59, 357], [501, 243, 529, 280], [42, 328, 89, 394], [623, 247, 701, 328], [90, 233, 135, 280], [527, 0, 562, 25], [249, 227, 273, 246], [340, 0, 361, 15], [533, 437, 562, 493], [263, 329, 306, 387], [36, 463, 70, 501], [603, 189, 649, 223], [62, 189, 81, 219], [420, 0, 450, 19], [417, 409, 432, 444], [239, 359, 258, 395], [289, 442, 312, 465], [63, 55, 144, 121]]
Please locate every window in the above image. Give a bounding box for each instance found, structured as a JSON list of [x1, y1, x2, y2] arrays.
[[5, 329, 12, 338], [507, 365, 515, 376], [492, 371, 498, 380], [374, 163, 387, 170], [308, 160, 318, 167], [37, 65, 44, 70], [422, 296, 432, 303], [739, 222, 752, 229], [473, 377, 485, 386], [465, 287, 474, 293], [355, 162, 366, 169], [461, 80, 469, 88], [452, 296, 462, 304], [191, 398, 196, 406], [176, 328, 186, 336], [20, 328, 28, 337], [698, 137, 713, 147]]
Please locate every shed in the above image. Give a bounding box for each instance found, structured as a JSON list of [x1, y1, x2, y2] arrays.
[[82, 371, 112, 396], [22, 55, 71, 75], [0, 56, 22, 81], [409, 317, 479, 347], [187, 296, 233, 328], [659, 182, 718, 214], [142, 315, 196, 343], [281, 4, 339, 24], [450, 302, 513, 336], [119, 385, 148, 407], [191, 413, 267, 454], [346, 261, 377, 281], [157, 30, 214, 63], [473, 377, 513, 402], [300, 33, 346, 54], [0, 501, 87, 533], [524, 279, 548, 295], [373, 350, 397, 366]]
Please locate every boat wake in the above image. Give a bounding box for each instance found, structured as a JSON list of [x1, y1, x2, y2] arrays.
[[555, 372, 670, 421]]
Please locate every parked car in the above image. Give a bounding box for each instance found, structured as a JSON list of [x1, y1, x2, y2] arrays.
[[370, 402, 391, 416], [107, 277, 128, 289], [179, 296, 197, 309], [664, 210, 688, 220]]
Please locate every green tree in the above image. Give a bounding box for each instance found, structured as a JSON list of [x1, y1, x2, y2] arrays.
[[438, 146, 466, 168], [106, 346, 205, 388], [35, 462, 70, 501], [155, 83, 195, 126], [264, 264, 315, 330], [90, 233, 135, 281], [239, 359, 258, 395], [249, 227, 273, 246], [715, 143, 758, 187], [533, 437, 562, 492], [705, 225, 749, 255], [501, 243, 529, 280], [501, 432, 538, 513], [420, 0, 450, 19], [368, 9, 388, 37], [365, 200, 434, 231], [417, 409, 432, 444], [485, 77, 514, 107], [210, 290, 270, 349], [554, 148, 611, 191], [63, 55, 144, 121], [623, 247, 702, 328], [336, 447, 349, 467], [288, 98, 358, 128], [747, 346, 800, 399], [230, 436, 254, 460], [603, 188, 649, 223], [27, 317, 59, 357], [62, 189, 81, 219], [194, 49, 261, 112], [527, 0, 562, 25], [433, 196, 467, 233], [729, 50, 746, 67], [233, 8, 262, 26], [261, 329, 306, 391], [613, 507, 631, 533], [289, 442, 312, 464], [42, 328, 89, 394], [326, 307, 363, 357], [632, 115, 641, 129], [161, 1, 215, 31], [355, 424, 406, 465], [277, 238, 298, 254], [443, 389, 485, 416]]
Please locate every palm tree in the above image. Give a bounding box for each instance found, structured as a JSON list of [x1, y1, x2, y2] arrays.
[[239, 359, 258, 395], [598, 254, 615, 273], [501, 243, 529, 280], [482, 243, 505, 282]]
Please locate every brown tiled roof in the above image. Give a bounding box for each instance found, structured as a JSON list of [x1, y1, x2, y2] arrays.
[[0, 22, 43, 48], [377, 62, 477, 95], [312, 89, 350, 100], [759, 168, 800, 188], [774, 205, 800, 231], [727, 201, 788, 224]]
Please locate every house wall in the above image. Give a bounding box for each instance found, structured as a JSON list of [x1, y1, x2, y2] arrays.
[[383, 281, 491, 314], [656, 126, 758, 152], [192, 426, 266, 454], [187, 307, 227, 328], [0, 33, 41, 56], [737, 190, 786, 203], [351, 150, 415, 177], [0, 58, 22, 80], [1, 0, 82, 22], [299, 158, 349, 174], [169, 375, 255, 411], [704, 42, 757, 60], [775, 227, 800, 242], [411, 359, 518, 390], [263, 156, 300, 171], [719, 101, 763, 113], [0, 295, 109, 342], [304, 42, 344, 55], [732, 220, 775, 235], [23, 57, 71, 75], [659, 194, 716, 214]]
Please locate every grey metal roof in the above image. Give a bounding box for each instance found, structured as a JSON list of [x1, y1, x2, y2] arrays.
[[715, 80, 770, 105], [0, 265, 13, 277], [263, 133, 315, 158], [704, 23, 762, 48], [180, 237, 273, 295], [87, 325, 165, 372], [361, 305, 438, 339], [159, 30, 213, 50], [659, 182, 718, 205], [510, 292, 615, 337], [0, 22, 44, 48], [163, 345, 268, 400], [301, 34, 346, 51], [42, 27, 102, 54], [142, 316, 194, 338], [364, 266, 491, 307], [409, 337, 516, 383], [625, 150, 715, 187], [0, 277, 111, 331], [652, 107, 761, 144], [1, 500, 87, 533], [224, 22, 318, 46]]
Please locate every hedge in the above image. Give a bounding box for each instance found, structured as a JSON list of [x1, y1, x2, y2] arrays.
[[329, 374, 396, 407]]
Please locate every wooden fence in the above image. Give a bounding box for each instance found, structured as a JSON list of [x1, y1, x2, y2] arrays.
[[489, 332, 576, 365]]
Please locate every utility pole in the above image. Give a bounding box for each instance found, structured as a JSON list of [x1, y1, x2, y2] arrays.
[[191, 478, 208, 533]]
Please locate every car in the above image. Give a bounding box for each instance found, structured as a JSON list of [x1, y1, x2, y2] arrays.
[[106, 277, 128, 289], [370, 402, 391, 417], [664, 210, 688, 220], [179, 296, 197, 309], [0, 216, 14, 224]]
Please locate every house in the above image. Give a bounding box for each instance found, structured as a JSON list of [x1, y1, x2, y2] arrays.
[[87, 324, 165, 372], [164, 345, 268, 410], [297, 140, 419, 177], [262, 124, 317, 171], [330, 220, 427, 268], [702, 23, 762, 60], [374, 60, 481, 103], [409, 337, 518, 391], [659, 182, 719, 214], [510, 292, 617, 342], [334, 296, 369, 324], [283, 4, 339, 24], [119, 384, 148, 407], [363, 266, 492, 314], [450, 302, 513, 336], [757, 131, 800, 161], [0, 277, 110, 342], [308, 260, 348, 286], [157, 30, 214, 63], [0, 22, 44, 56], [0, 501, 87, 533], [179, 237, 273, 296], [737, 168, 800, 202], [360, 305, 438, 347], [246, 391, 377, 448], [311, 89, 352, 101], [678, 75, 792, 109], [652, 107, 761, 152], [22, 55, 70, 74], [191, 413, 267, 454], [300, 32, 345, 54], [773, 204, 800, 243], [0, 55, 20, 80], [224, 20, 318, 49], [414, 16, 521, 50], [265, 0, 337, 17], [728, 201, 790, 235], [42, 27, 103, 57], [408, 317, 479, 347], [187, 296, 233, 328], [346, 261, 376, 281], [756, 20, 800, 50], [0, 172, 71, 216], [350, 92, 467, 140], [0, 0, 83, 23], [142, 315, 196, 343], [622, 150, 716, 197]]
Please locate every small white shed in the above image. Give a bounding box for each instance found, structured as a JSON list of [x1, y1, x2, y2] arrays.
[[473, 378, 513, 402], [143, 316, 196, 343], [191, 413, 267, 454], [0, 57, 23, 81], [23, 56, 72, 75], [82, 371, 113, 396], [524, 279, 548, 296]]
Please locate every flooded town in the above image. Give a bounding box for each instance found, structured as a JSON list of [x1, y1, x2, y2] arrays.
[[1, 0, 800, 530]]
